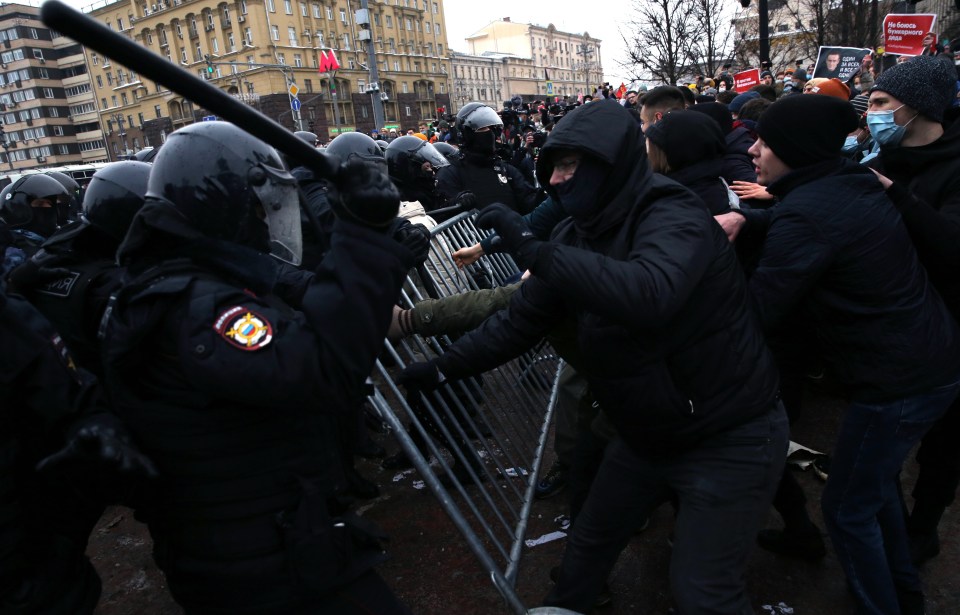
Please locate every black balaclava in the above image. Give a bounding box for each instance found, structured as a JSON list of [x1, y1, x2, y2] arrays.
[[468, 129, 497, 157], [25, 207, 59, 238], [552, 154, 611, 220]]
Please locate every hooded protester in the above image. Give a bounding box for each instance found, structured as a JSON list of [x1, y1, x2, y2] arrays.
[[644, 110, 732, 215], [726, 94, 960, 615], [866, 54, 960, 569], [398, 100, 786, 614], [688, 102, 758, 185]]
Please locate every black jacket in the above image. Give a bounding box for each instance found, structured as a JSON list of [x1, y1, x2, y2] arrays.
[[101, 202, 413, 613], [436, 151, 540, 217], [869, 118, 960, 321], [667, 158, 731, 215], [751, 160, 960, 401], [724, 126, 758, 184], [438, 102, 780, 455]]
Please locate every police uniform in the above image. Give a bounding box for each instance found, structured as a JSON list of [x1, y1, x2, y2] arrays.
[[436, 152, 540, 219]]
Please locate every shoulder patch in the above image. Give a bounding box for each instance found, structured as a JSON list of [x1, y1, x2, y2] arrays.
[[36, 271, 81, 298], [214, 306, 274, 351]]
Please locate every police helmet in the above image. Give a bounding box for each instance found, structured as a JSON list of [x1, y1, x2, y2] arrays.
[[0, 174, 70, 237], [324, 131, 384, 164], [147, 121, 303, 265], [81, 161, 152, 244], [385, 135, 449, 190], [45, 170, 80, 194], [430, 141, 459, 162], [455, 103, 503, 148], [294, 130, 319, 147]]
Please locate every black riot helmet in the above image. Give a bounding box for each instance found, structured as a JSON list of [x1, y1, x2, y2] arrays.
[[45, 170, 80, 195], [431, 141, 460, 163], [81, 161, 152, 243], [385, 136, 449, 195], [294, 130, 319, 146], [324, 132, 384, 166], [0, 174, 70, 238], [375, 139, 389, 153], [146, 121, 303, 265], [455, 103, 503, 151]]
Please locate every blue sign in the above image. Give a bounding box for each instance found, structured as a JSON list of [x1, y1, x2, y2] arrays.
[[201, 115, 217, 121], [291, 98, 301, 111]]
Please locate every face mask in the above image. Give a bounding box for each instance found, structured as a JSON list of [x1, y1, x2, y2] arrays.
[[841, 135, 860, 155], [25, 207, 59, 238], [866, 105, 918, 147], [469, 130, 497, 155]]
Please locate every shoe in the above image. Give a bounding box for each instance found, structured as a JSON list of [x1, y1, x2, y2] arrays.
[[757, 527, 827, 560], [812, 456, 830, 481], [549, 567, 613, 609], [535, 461, 567, 500], [909, 530, 940, 567]]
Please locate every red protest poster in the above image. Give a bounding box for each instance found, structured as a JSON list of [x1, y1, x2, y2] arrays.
[[883, 13, 937, 56], [734, 69, 760, 92]]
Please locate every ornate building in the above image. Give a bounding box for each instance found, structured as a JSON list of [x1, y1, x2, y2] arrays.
[[0, 3, 107, 172], [458, 17, 603, 104], [83, 0, 453, 149]]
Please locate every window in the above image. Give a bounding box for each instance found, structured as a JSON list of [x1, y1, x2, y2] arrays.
[[342, 33, 350, 50], [244, 28, 252, 44], [432, 2, 437, 13], [358, 78, 365, 92], [313, 3, 321, 18], [405, 18, 411, 30], [435, 23, 440, 35], [393, 60, 400, 71], [105, 72, 113, 85], [294, 53, 302, 67], [425, 22, 430, 33], [147, 31, 153, 44], [325, 6, 332, 19], [240, 0, 247, 14], [43, 87, 54, 98], [374, 13, 380, 26], [212, 37, 219, 53], [181, 48, 188, 62], [284, 0, 292, 14], [100, 97, 108, 108], [271, 25, 280, 41], [288, 26, 297, 45], [348, 58, 355, 69], [339, 9, 347, 23], [276, 53, 285, 64], [267, 0, 275, 11], [58, 144, 69, 155], [138, 112, 144, 125], [32, 49, 43, 61], [401, 81, 408, 93], [121, 93, 128, 105], [30, 28, 38, 39], [111, 95, 118, 107], [437, 43, 442, 54], [175, 21, 182, 37], [195, 43, 203, 60], [222, 5, 230, 22], [95, 75, 102, 88], [300, 2, 307, 16], [385, 15, 392, 28], [404, 104, 410, 116], [154, 104, 162, 117], [228, 32, 235, 51], [304, 78, 312, 92]]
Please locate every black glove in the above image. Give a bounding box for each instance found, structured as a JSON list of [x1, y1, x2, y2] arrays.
[[331, 158, 400, 228], [398, 360, 443, 397], [391, 219, 432, 265], [37, 413, 159, 478], [453, 191, 478, 211], [475, 203, 544, 271], [5, 253, 71, 294]]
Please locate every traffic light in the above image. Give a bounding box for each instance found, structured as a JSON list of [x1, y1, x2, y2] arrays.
[[330, 80, 336, 94], [205, 54, 214, 75]]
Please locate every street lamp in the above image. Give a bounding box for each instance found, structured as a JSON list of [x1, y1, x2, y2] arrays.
[[111, 113, 130, 159]]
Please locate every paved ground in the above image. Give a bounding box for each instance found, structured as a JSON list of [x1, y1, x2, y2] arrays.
[[87, 386, 960, 614]]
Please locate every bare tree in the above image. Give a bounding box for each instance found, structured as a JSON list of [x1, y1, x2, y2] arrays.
[[687, 0, 736, 78], [618, 0, 698, 85]]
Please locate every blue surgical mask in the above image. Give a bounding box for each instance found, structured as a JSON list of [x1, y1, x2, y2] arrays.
[[866, 104, 918, 147], [841, 135, 860, 155]]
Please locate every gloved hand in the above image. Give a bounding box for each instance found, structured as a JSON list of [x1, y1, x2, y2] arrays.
[[398, 360, 443, 397], [331, 158, 400, 228], [475, 203, 544, 271], [391, 219, 432, 265], [37, 413, 159, 478], [5, 253, 71, 294], [453, 191, 478, 212]]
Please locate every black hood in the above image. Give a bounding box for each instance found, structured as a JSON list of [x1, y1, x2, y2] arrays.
[[537, 101, 651, 239]]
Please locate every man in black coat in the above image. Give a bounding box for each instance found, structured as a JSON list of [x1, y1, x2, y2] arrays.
[[735, 94, 960, 615], [866, 55, 960, 567], [401, 101, 787, 614], [100, 122, 420, 614]]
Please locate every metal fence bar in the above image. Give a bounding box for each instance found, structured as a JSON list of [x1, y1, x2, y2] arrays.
[[364, 210, 562, 614]]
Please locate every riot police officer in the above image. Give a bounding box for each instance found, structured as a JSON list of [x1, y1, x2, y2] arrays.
[[101, 121, 418, 614], [435, 103, 540, 219], [10, 161, 152, 378], [0, 174, 70, 265], [385, 135, 449, 211]]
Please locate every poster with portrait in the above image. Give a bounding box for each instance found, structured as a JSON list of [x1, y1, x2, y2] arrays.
[[812, 46, 873, 82]]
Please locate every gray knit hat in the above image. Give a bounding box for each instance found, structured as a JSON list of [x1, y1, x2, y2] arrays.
[[872, 56, 956, 122]]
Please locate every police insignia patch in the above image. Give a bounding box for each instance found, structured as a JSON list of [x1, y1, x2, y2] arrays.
[[497, 173, 508, 184], [214, 306, 273, 351]]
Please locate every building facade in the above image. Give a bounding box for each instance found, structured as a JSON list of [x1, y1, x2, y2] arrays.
[[461, 18, 603, 103], [83, 0, 453, 147], [0, 3, 107, 172]]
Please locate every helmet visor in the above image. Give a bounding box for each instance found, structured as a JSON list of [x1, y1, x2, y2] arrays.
[[251, 165, 303, 266], [419, 142, 450, 170]]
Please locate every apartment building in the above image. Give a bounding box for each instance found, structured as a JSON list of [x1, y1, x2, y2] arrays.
[[461, 18, 603, 103], [0, 3, 106, 172], [83, 0, 453, 145]]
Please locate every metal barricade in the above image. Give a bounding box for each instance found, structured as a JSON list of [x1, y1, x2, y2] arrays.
[[367, 211, 564, 614]]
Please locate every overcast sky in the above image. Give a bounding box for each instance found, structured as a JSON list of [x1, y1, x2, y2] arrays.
[[63, 0, 634, 85]]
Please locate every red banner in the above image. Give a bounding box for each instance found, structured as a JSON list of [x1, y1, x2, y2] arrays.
[[734, 68, 760, 93], [883, 13, 937, 56]]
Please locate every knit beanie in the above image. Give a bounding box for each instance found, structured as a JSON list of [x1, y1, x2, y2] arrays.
[[729, 90, 760, 114], [688, 102, 734, 135], [808, 78, 851, 101], [757, 95, 859, 169], [850, 93, 869, 116], [792, 68, 808, 82], [872, 55, 956, 122], [644, 110, 726, 171]]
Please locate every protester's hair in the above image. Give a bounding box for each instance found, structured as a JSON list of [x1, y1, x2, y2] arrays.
[[646, 139, 671, 174], [640, 86, 686, 113], [737, 97, 773, 122], [678, 86, 696, 107], [717, 90, 738, 105], [749, 84, 778, 102]]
